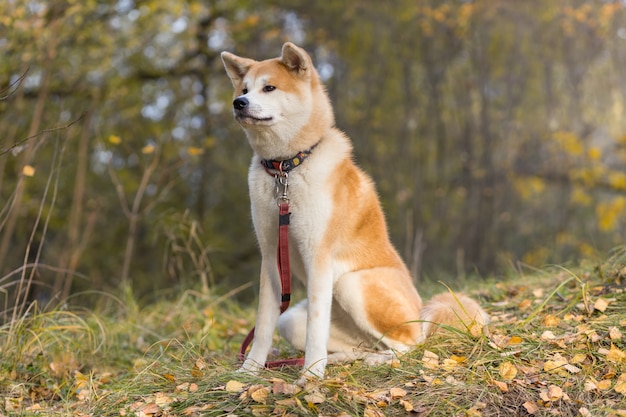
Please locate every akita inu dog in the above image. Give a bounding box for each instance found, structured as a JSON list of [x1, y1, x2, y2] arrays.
[[221, 42, 489, 380]]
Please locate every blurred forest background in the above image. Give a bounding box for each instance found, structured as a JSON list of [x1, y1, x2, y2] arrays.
[[1, 0, 625, 314]]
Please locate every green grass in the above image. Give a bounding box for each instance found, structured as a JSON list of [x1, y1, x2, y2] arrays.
[[1, 251, 626, 416]]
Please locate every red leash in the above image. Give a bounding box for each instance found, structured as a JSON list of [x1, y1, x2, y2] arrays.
[[239, 170, 305, 368]]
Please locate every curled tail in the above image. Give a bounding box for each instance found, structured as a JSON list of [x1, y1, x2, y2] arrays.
[[421, 293, 489, 338]]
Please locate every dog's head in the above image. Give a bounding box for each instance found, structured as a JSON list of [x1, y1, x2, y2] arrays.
[[221, 43, 333, 158]]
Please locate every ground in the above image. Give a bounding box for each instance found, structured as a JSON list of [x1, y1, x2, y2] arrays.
[[1, 249, 625, 416]]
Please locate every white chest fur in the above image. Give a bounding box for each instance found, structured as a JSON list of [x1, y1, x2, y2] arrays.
[[248, 155, 335, 282]]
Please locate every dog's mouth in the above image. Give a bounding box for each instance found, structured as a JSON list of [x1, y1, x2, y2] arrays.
[[235, 113, 274, 125]]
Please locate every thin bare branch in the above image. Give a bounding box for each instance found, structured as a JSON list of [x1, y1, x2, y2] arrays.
[[0, 263, 90, 284], [108, 162, 132, 219], [0, 111, 87, 156], [11, 135, 66, 326], [0, 69, 29, 101]]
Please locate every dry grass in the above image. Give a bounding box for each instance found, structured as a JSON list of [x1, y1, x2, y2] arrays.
[[1, 251, 626, 416]]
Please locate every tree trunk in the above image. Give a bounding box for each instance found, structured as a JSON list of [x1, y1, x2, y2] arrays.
[[0, 70, 50, 268]]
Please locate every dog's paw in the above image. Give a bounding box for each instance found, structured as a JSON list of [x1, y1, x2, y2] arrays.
[[363, 350, 396, 366], [237, 359, 263, 375], [295, 375, 310, 387], [327, 349, 399, 366], [295, 372, 321, 387], [295, 362, 326, 386]]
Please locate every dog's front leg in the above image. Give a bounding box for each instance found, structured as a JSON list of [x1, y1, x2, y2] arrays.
[[240, 258, 281, 374], [301, 260, 334, 380]]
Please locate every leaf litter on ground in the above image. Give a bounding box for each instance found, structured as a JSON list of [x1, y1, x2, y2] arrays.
[[1, 250, 626, 416]]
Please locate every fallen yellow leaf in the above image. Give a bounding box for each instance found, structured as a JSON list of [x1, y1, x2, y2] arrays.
[[399, 399, 414, 412], [421, 350, 439, 369], [615, 374, 626, 395], [389, 387, 407, 399], [5, 397, 23, 412], [182, 404, 213, 415], [603, 370, 616, 379], [615, 380, 626, 395], [523, 401, 539, 415], [594, 297, 609, 312], [468, 321, 484, 337], [584, 379, 598, 391], [563, 363, 581, 374], [250, 386, 270, 404], [544, 360, 568, 376], [543, 314, 560, 327], [597, 379, 612, 390], [154, 392, 174, 407], [490, 334, 508, 349], [272, 378, 300, 395], [450, 354, 467, 363], [492, 380, 508, 393], [250, 404, 272, 416], [139, 403, 161, 416], [539, 385, 563, 401], [442, 358, 459, 370], [606, 345, 626, 363], [466, 406, 483, 416], [195, 358, 207, 370], [275, 398, 298, 408], [76, 388, 90, 401], [304, 391, 325, 404], [26, 402, 44, 412], [499, 361, 518, 380], [225, 380, 246, 393], [74, 371, 89, 390], [609, 326, 623, 340], [190, 366, 203, 378], [364, 405, 385, 417], [532, 288, 544, 298]]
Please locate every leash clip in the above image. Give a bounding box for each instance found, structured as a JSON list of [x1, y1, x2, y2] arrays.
[[275, 166, 289, 206]]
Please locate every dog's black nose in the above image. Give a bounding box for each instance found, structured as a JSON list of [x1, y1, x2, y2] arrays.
[[233, 97, 249, 110]]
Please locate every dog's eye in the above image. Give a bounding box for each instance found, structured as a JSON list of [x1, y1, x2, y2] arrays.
[[263, 85, 276, 93], [242, 88, 248, 95]]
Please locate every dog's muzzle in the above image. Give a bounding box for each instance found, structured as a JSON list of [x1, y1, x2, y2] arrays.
[[232, 97, 273, 123]]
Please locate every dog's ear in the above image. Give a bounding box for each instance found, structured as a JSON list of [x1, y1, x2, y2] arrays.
[[280, 42, 311, 76], [221, 51, 256, 86]]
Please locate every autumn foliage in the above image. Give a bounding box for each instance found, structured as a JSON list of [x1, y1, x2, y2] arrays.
[[0, 1, 625, 307]]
